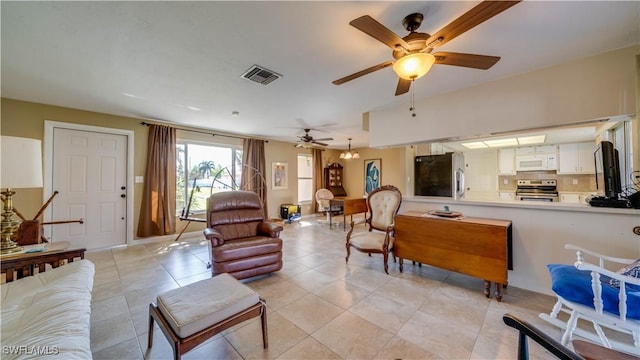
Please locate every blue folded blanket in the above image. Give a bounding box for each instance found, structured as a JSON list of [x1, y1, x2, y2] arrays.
[[547, 264, 640, 321]]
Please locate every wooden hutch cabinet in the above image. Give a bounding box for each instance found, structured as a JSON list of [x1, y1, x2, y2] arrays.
[[324, 163, 346, 196]]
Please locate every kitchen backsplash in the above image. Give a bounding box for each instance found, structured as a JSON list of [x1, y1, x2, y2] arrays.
[[499, 171, 596, 192]]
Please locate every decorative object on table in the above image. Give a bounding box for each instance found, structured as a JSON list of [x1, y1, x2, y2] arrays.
[[364, 158, 381, 194], [271, 162, 288, 190], [427, 209, 464, 218], [1, 136, 43, 254], [2, 190, 84, 246]]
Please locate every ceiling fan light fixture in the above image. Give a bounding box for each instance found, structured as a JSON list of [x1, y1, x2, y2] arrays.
[[393, 53, 435, 80]]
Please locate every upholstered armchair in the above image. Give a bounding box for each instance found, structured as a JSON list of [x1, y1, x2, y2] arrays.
[[345, 185, 402, 274], [203, 190, 283, 280]]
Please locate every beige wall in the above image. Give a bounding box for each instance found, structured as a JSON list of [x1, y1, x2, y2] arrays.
[[1, 98, 150, 235], [369, 45, 639, 148], [0, 98, 321, 240], [339, 147, 407, 197]]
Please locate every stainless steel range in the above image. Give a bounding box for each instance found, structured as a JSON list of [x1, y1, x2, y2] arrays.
[[516, 179, 558, 202]]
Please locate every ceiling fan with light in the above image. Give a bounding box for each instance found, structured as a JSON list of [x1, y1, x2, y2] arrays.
[[333, 1, 521, 96], [295, 129, 333, 148]]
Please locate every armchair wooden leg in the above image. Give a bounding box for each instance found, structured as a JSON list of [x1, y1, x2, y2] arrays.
[[383, 251, 389, 274]]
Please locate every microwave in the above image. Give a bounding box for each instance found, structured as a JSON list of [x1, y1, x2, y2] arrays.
[[516, 154, 557, 171]]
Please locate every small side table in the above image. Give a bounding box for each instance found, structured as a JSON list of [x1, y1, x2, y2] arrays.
[[1, 242, 86, 283]]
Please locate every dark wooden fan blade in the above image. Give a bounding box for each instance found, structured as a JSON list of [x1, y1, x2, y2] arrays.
[[312, 141, 328, 147], [313, 137, 333, 142], [426, 1, 521, 50], [333, 61, 393, 85], [434, 52, 500, 69], [350, 15, 410, 50], [395, 78, 412, 96]]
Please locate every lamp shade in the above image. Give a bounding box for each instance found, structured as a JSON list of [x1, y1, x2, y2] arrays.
[[392, 53, 436, 80], [1, 136, 43, 188]]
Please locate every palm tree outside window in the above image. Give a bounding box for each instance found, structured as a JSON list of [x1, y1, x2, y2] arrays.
[[176, 142, 243, 216]]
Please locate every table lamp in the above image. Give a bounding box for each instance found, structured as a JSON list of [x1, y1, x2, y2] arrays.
[[1, 136, 43, 254]]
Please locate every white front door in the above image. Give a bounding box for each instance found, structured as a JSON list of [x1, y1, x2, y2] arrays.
[[50, 128, 128, 250]]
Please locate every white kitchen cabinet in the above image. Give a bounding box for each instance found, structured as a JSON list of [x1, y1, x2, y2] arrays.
[[516, 146, 535, 155], [498, 148, 516, 175], [558, 142, 596, 174], [499, 192, 516, 201], [559, 193, 580, 203], [535, 145, 558, 154]]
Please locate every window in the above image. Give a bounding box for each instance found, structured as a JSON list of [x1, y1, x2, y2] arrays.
[[297, 154, 312, 202], [177, 142, 242, 216]]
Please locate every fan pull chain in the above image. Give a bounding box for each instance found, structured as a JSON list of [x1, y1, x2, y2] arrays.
[[409, 79, 417, 117]]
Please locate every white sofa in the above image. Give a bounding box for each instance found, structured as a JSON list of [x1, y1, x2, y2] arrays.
[[1, 259, 95, 359]]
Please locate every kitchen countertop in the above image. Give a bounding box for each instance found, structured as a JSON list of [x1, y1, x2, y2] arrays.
[[403, 196, 639, 214]]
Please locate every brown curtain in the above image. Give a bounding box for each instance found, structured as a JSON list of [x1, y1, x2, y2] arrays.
[[312, 148, 323, 213], [240, 139, 268, 216], [137, 124, 177, 237]]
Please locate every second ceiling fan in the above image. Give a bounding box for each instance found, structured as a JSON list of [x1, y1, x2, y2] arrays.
[[333, 1, 521, 96], [295, 128, 333, 148]]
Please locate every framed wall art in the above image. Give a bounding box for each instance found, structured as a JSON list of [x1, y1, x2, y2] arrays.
[[271, 162, 288, 190], [364, 158, 381, 194]]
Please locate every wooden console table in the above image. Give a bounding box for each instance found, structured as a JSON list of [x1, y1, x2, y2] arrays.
[[329, 197, 368, 230], [394, 211, 512, 301], [1, 242, 86, 283]]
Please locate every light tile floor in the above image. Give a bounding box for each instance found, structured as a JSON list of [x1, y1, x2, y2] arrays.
[[87, 215, 567, 359]]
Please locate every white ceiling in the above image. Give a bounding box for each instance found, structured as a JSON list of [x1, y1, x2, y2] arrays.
[[2, 1, 639, 149]]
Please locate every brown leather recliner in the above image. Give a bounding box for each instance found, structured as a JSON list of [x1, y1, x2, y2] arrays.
[[203, 190, 283, 280]]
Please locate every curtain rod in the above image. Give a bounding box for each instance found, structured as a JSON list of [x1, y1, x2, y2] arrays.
[[140, 121, 266, 142]]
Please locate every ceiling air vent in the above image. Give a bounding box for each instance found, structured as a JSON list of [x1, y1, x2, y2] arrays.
[[241, 65, 282, 85]]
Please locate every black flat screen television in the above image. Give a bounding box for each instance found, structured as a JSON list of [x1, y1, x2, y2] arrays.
[[594, 141, 622, 199]]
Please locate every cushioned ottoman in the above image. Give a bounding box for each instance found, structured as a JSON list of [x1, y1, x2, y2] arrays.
[[148, 273, 267, 360]]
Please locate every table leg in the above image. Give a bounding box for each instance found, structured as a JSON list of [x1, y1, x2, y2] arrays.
[[483, 280, 491, 298], [495, 283, 503, 302], [343, 213, 347, 231], [329, 211, 333, 229], [399, 258, 404, 272]]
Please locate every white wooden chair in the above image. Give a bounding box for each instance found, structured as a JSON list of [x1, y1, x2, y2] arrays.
[[539, 244, 640, 356], [315, 188, 340, 226]]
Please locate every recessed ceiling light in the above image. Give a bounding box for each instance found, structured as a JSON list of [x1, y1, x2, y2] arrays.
[[517, 135, 546, 145], [484, 138, 519, 147], [461, 142, 488, 149], [186, 105, 201, 111], [122, 92, 138, 98]]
